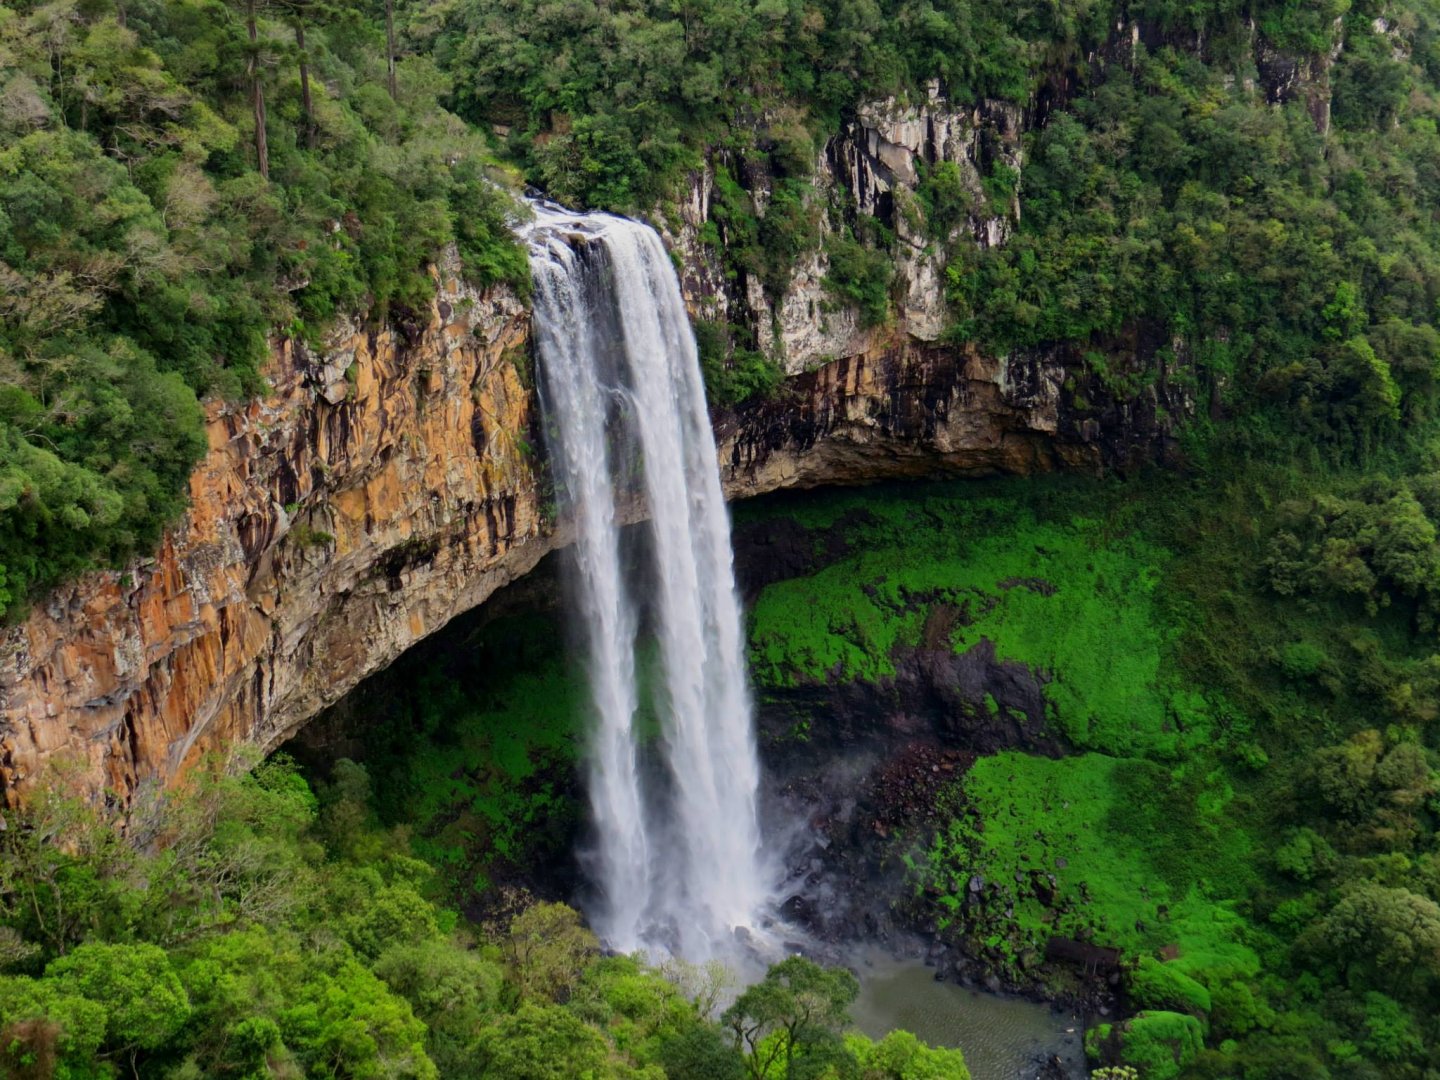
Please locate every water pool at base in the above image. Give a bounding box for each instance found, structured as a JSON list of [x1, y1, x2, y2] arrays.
[[849, 956, 1087, 1079]]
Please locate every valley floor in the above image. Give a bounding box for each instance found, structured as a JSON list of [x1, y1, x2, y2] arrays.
[[294, 466, 1440, 1078]]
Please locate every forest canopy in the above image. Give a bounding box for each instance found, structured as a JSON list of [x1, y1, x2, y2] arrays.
[[7, 0, 1440, 613], [0, 755, 971, 1079], [0, 0, 528, 617]]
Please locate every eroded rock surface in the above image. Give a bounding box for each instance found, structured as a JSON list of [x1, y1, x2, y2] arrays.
[[1, 86, 1191, 811], [1, 261, 545, 811]]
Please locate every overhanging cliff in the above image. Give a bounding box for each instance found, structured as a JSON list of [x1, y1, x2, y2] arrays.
[[0, 92, 1191, 813]]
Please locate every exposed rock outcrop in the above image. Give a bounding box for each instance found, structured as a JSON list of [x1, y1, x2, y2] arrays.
[[1, 260, 547, 812], [716, 333, 1186, 498], [660, 86, 1021, 373], [0, 88, 1190, 813]]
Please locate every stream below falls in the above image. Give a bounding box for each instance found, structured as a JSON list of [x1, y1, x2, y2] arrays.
[[849, 954, 1087, 1079]]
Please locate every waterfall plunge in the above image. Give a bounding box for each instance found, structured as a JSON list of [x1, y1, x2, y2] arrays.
[[525, 203, 766, 959]]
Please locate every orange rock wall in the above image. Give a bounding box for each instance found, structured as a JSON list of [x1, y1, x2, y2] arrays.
[[0, 275, 1178, 813], [0, 265, 547, 811]]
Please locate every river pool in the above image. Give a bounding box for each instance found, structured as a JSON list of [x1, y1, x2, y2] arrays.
[[849, 955, 1087, 1079]]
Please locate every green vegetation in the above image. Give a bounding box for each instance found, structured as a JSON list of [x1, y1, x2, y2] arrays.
[[430, 0, 1345, 215], [823, 226, 894, 329], [924, 751, 1259, 983], [743, 471, 1440, 1077], [299, 611, 586, 896], [419, 0, 1440, 460], [694, 319, 785, 408], [0, 0, 528, 618], [1087, 1011, 1206, 1080], [15, 0, 1440, 621], [11, 0, 1440, 1076], [316, 611, 697, 898], [0, 755, 967, 1078], [722, 957, 970, 1080], [746, 485, 1190, 756], [946, 29, 1440, 458]]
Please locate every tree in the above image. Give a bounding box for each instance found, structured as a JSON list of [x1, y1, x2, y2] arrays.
[[475, 1004, 610, 1080], [278, 0, 320, 147], [0, 976, 107, 1077], [504, 903, 598, 1004], [373, 940, 504, 1075], [847, 1030, 972, 1080], [284, 958, 438, 1078], [659, 954, 736, 1016], [1300, 883, 1440, 994], [659, 1024, 747, 1080], [227, 0, 273, 177], [0, 786, 139, 959], [385, 0, 398, 100], [1308, 730, 1383, 818], [45, 942, 191, 1056], [722, 957, 859, 1080]]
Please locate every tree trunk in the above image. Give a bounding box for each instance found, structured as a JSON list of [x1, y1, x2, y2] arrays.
[[295, 18, 314, 148], [248, 8, 269, 179], [385, 0, 398, 101]]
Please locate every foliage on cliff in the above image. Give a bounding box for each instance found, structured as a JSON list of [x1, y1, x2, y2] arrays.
[[0, 0, 528, 618], [295, 610, 589, 897], [11, 0, 1440, 609], [420, 0, 1440, 461], [948, 25, 1440, 461], [423, 0, 1338, 212], [0, 756, 967, 1079]]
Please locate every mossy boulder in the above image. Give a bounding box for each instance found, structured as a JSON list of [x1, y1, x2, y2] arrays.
[[1087, 1010, 1205, 1080], [1126, 957, 1212, 1021]]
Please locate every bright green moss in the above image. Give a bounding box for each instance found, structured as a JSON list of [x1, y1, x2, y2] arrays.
[[919, 751, 1260, 983], [1128, 956, 1213, 1018], [745, 483, 1202, 756], [1088, 1011, 1205, 1080]]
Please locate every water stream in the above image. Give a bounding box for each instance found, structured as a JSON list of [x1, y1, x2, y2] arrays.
[[850, 955, 1087, 1079], [525, 202, 767, 960], [524, 204, 1092, 1073]]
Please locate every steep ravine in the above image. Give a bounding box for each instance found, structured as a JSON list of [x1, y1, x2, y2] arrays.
[[0, 93, 1188, 813]]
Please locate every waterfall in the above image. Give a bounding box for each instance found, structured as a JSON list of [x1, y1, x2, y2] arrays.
[[525, 202, 766, 959]]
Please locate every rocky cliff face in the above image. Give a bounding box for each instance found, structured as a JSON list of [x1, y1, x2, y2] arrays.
[[0, 89, 1191, 813], [0, 259, 547, 812], [660, 85, 1023, 374]]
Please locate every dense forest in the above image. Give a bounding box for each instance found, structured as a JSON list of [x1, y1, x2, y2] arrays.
[[0, 0, 528, 616], [6, 0, 1440, 1077], [8, 0, 1440, 612], [0, 756, 974, 1077]]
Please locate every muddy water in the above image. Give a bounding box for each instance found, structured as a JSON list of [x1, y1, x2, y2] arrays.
[[850, 955, 1086, 1079]]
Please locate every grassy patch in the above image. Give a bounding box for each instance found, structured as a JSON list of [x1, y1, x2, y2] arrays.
[[917, 751, 1261, 982], [745, 482, 1203, 756]]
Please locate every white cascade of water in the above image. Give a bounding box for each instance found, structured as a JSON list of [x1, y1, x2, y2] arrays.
[[525, 202, 766, 959]]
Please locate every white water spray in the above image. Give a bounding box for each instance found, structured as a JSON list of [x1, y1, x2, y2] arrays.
[[525, 203, 766, 959]]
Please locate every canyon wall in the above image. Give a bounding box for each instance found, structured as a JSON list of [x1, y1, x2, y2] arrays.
[[660, 84, 1023, 375], [0, 260, 547, 812], [0, 92, 1191, 814]]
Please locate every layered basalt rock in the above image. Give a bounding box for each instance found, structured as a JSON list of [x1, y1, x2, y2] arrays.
[[1, 320, 1177, 812], [0, 85, 1193, 812], [0, 261, 546, 812], [716, 334, 1186, 499]]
